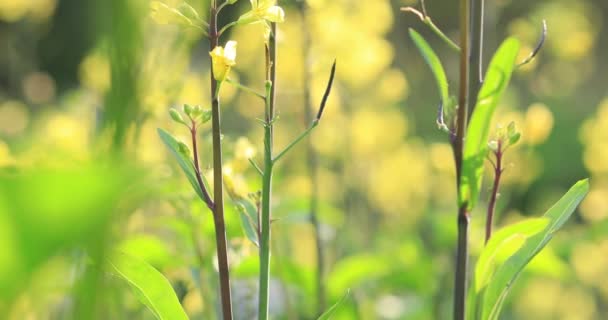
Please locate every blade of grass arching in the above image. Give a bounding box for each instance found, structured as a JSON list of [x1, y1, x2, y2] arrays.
[[158, 128, 206, 201], [109, 251, 189, 320], [409, 29, 450, 106], [480, 179, 589, 320], [317, 289, 350, 320], [459, 38, 520, 211]]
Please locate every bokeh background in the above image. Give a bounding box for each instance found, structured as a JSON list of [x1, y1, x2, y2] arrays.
[[1, 0, 607, 319]]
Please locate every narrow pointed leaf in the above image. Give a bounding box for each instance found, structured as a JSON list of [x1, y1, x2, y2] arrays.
[[317, 289, 350, 320], [409, 29, 449, 106], [232, 196, 260, 247], [109, 251, 189, 320], [474, 218, 549, 293], [158, 128, 206, 201], [479, 179, 589, 320], [459, 38, 520, 210]]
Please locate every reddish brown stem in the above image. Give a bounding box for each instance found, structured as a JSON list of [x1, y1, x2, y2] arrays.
[[485, 143, 503, 243], [208, 3, 233, 319]]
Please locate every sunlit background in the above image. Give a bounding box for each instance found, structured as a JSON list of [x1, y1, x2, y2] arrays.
[[1, 0, 607, 319]]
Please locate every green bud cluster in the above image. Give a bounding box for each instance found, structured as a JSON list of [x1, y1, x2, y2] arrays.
[[168, 104, 212, 127]]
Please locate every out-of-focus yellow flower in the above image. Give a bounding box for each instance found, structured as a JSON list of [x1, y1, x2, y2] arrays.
[[210, 41, 237, 82], [238, 0, 285, 25], [524, 103, 553, 145]]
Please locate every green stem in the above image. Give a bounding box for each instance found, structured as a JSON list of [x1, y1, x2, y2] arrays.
[[401, 7, 460, 52], [273, 122, 318, 163], [258, 23, 277, 320], [226, 78, 266, 100], [424, 17, 461, 52], [209, 4, 233, 320], [248, 158, 264, 176], [219, 21, 237, 37]]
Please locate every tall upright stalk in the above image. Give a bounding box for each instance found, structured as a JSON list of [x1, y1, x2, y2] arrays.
[[258, 22, 278, 320], [454, 0, 472, 318], [208, 1, 233, 319], [300, 1, 326, 315]]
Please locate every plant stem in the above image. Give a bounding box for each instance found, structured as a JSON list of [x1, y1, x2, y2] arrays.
[[486, 144, 503, 243], [454, 0, 472, 319], [468, 0, 485, 117], [258, 23, 278, 320], [301, 1, 326, 314], [209, 3, 233, 319]]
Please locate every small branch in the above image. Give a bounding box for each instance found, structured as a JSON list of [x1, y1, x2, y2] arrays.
[[517, 20, 547, 68], [248, 158, 264, 176], [486, 144, 503, 243], [273, 60, 335, 164], [401, 7, 461, 52], [218, 21, 237, 37], [273, 121, 318, 163], [226, 78, 266, 100]]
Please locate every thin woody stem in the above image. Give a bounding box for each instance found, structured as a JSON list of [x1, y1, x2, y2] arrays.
[[454, 0, 472, 319], [208, 3, 233, 319]]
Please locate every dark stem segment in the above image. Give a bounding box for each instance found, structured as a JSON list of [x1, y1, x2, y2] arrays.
[[468, 0, 484, 118], [300, 1, 326, 314], [486, 143, 503, 243], [454, 206, 470, 320], [454, 0, 472, 319], [209, 4, 233, 320]]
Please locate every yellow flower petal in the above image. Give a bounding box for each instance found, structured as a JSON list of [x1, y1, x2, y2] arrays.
[[263, 6, 284, 23], [209, 41, 238, 82]]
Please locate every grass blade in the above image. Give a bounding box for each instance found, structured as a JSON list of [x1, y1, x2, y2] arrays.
[[459, 38, 520, 210], [409, 29, 450, 106], [479, 179, 589, 320], [109, 251, 189, 320]]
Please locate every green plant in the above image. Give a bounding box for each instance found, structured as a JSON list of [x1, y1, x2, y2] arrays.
[[403, 1, 589, 319], [154, 1, 337, 319]]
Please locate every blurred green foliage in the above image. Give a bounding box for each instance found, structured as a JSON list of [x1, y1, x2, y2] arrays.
[[0, 0, 607, 319]]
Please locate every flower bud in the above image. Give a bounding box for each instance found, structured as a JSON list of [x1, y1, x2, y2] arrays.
[[169, 108, 186, 124], [183, 104, 193, 116]]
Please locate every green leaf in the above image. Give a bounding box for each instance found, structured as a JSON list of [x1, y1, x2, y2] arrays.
[[475, 218, 549, 293], [231, 196, 260, 247], [409, 29, 449, 106], [158, 128, 206, 201], [479, 179, 589, 320], [317, 289, 350, 320], [109, 251, 189, 320], [459, 38, 520, 210]]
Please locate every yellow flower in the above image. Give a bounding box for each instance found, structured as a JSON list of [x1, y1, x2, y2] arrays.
[[210, 41, 237, 82], [237, 0, 285, 25]]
